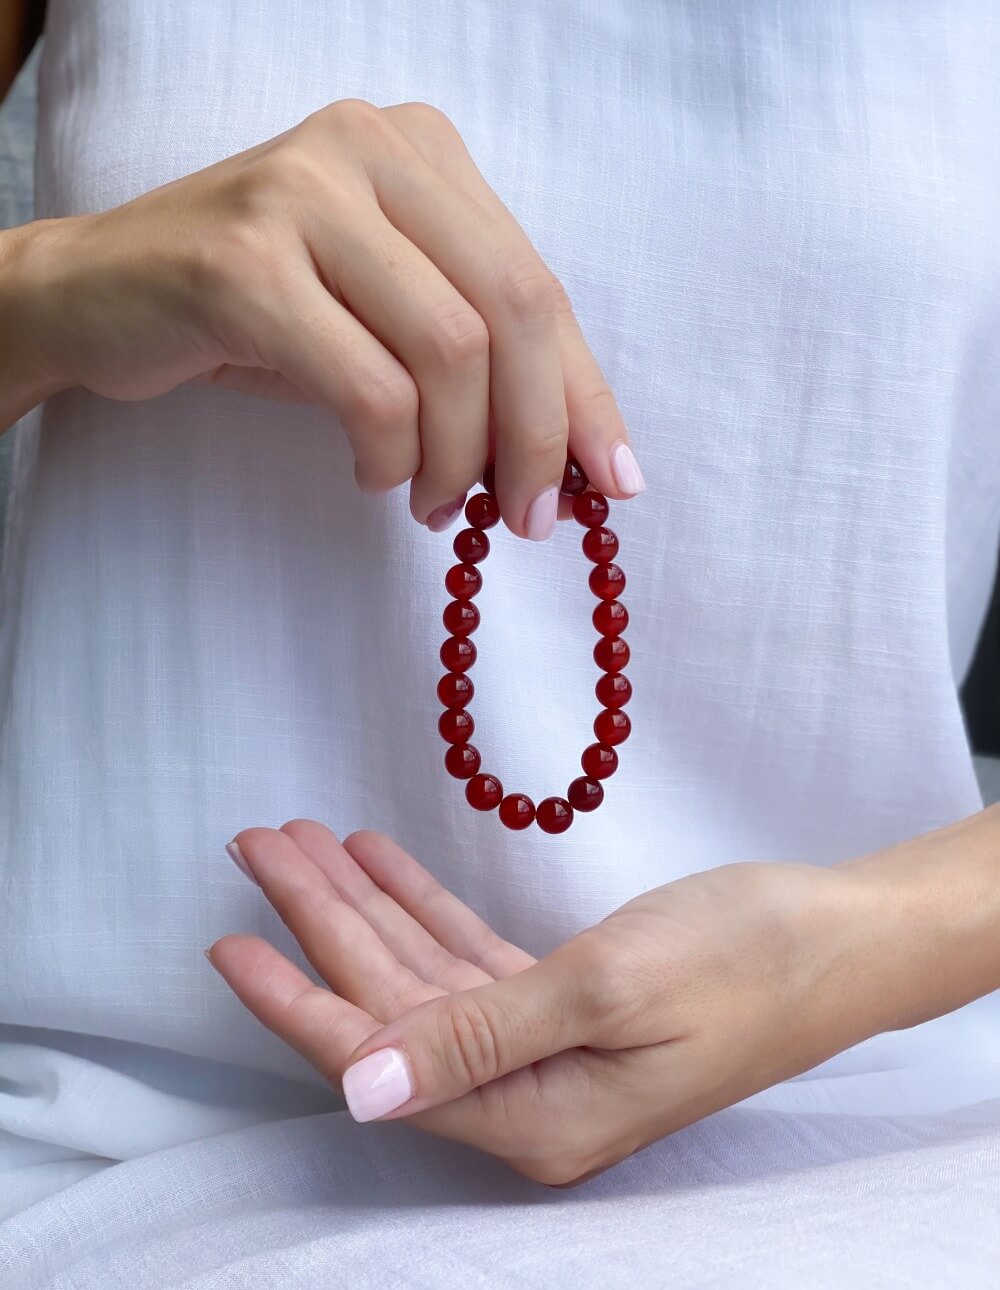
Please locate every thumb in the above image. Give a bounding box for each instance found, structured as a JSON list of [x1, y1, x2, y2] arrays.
[[339, 950, 592, 1122]]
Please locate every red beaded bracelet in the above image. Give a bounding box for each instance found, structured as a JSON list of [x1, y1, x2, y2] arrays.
[[438, 458, 630, 834]]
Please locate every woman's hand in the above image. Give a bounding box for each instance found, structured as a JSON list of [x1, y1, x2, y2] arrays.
[[0, 100, 644, 535], [207, 821, 898, 1186]]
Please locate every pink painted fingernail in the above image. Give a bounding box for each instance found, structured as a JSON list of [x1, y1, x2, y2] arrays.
[[610, 441, 646, 495], [226, 840, 259, 887], [426, 496, 465, 533], [342, 1047, 415, 1122], [524, 485, 558, 541]]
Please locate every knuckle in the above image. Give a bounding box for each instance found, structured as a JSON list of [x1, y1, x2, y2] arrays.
[[422, 302, 490, 370], [310, 97, 385, 136], [350, 372, 420, 434], [572, 380, 619, 422], [438, 999, 503, 1087], [521, 1155, 593, 1188], [391, 101, 460, 141], [549, 274, 576, 317], [498, 261, 557, 320], [573, 939, 631, 1024], [519, 422, 569, 469]]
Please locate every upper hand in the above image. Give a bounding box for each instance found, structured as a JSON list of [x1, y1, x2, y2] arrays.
[[208, 822, 885, 1186], [5, 100, 643, 534]]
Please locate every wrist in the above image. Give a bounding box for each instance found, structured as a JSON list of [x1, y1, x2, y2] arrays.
[[834, 805, 1000, 1034], [0, 219, 72, 429]]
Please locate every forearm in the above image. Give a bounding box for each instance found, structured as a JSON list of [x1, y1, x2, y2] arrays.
[[0, 221, 65, 431], [838, 803, 1000, 1034]]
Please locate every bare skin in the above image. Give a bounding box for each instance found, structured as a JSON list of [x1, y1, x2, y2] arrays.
[[208, 808, 1000, 1187], [0, 99, 645, 536]]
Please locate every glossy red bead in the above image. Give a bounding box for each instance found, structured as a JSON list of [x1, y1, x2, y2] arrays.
[[594, 635, 630, 672], [596, 672, 631, 709], [445, 743, 481, 779], [482, 463, 496, 495], [445, 563, 482, 599], [594, 708, 631, 746], [465, 491, 500, 530], [499, 793, 536, 830], [581, 742, 618, 779], [440, 636, 476, 672], [437, 673, 474, 708], [589, 562, 626, 600], [560, 458, 588, 496], [466, 772, 503, 811], [582, 527, 619, 563], [593, 600, 628, 636], [536, 797, 574, 834], [567, 777, 604, 812], [572, 492, 610, 528], [443, 600, 480, 637], [439, 709, 474, 744], [453, 528, 490, 564]]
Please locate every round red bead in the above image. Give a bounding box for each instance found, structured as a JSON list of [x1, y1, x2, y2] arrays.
[[567, 777, 604, 812], [465, 492, 500, 530], [482, 463, 496, 495], [594, 709, 631, 746], [596, 672, 631, 709], [440, 636, 476, 672], [466, 773, 503, 811], [499, 793, 536, 830], [437, 673, 474, 708], [445, 563, 482, 599], [594, 636, 630, 672], [439, 709, 474, 744], [443, 600, 480, 637], [560, 458, 588, 496], [536, 797, 574, 834], [593, 600, 628, 636], [582, 527, 619, 563], [581, 742, 618, 779], [572, 492, 610, 528], [445, 743, 481, 779], [453, 528, 490, 564], [589, 562, 626, 600]]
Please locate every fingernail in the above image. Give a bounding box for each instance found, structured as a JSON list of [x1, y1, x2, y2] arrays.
[[524, 485, 559, 541], [610, 441, 646, 496], [343, 1047, 415, 1122], [426, 496, 465, 533], [226, 840, 259, 887]]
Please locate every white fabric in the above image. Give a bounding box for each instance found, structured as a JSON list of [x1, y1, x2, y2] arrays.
[[2, 0, 1000, 1282]]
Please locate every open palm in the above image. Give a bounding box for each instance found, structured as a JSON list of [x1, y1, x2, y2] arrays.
[[209, 820, 863, 1185]]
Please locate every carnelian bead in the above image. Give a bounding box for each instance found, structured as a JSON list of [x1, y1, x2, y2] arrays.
[[572, 492, 609, 527], [437, 673, 474, 708], [567, 777, 603, 812], [560, 458, 588, 496], [453, 528, 490, 564], [445, 563, 482, 599], [594, 709, 631, 746], [596, 672, 631, 709], [593, 600, 628, 636], [445, 743, 481, 779], [465, 492, 500, 530], [439, 709, 474, 744], [443, 600, 479, 637], [536, 797, 574, 834], [594, 636, 629, 672], [466, 772, 503, 811], [582, 526, 619, 563], [589, 562, 626, 600], [482, 463, 496, 495], [440, 636, 476, 672], [499, 793, 536, 830], [581, 742, 618, 779]]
